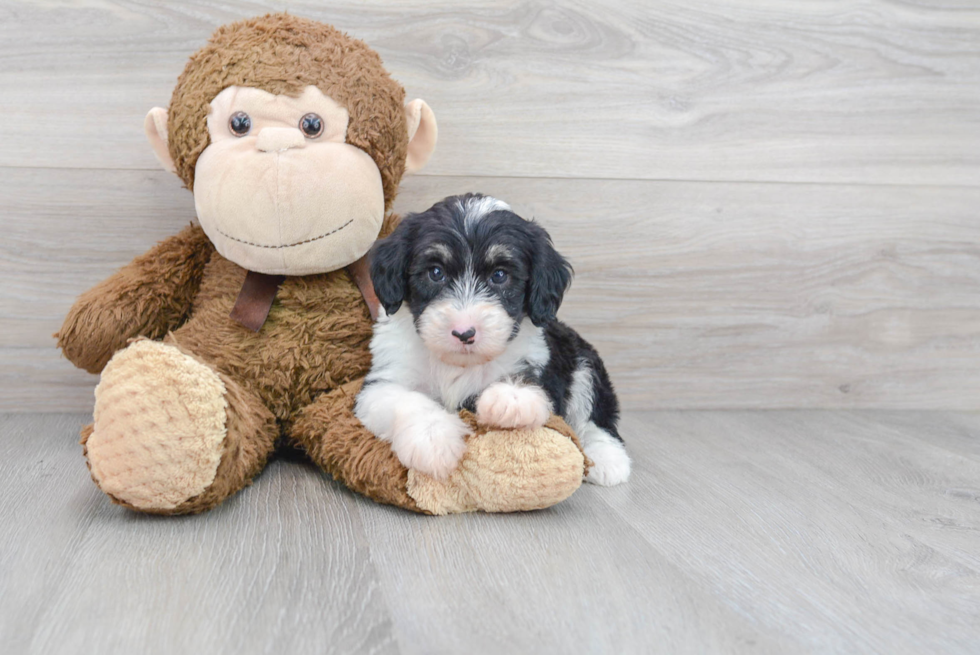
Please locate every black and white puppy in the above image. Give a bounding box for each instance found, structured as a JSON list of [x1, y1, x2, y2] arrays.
[[354, 194, 631, 486]]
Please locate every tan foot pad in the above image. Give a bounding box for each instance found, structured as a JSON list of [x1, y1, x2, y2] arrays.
[[406, 414, 587, 515], [86, 340, 228, 510]]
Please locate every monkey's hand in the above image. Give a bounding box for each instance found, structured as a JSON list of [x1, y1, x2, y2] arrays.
[[57, 224, 214, 374]]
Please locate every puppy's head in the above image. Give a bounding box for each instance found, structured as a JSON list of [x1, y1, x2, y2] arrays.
[[370, 194, 572, 366]]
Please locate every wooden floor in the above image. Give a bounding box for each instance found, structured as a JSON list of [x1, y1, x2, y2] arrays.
[[2, 410, 978, 654]]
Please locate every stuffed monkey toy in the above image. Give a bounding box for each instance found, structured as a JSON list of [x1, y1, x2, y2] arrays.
[[57, 14, 587, 515]]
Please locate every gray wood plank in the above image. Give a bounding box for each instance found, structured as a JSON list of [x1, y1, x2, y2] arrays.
[[0, 413, 399, 655], [608, 410, 980, 654], [0, 414, 110, 653], [4, 169, 979, 412], [0, 0, 977, 185], [4, 410, 978, 654], [356, 492, 790, 655]]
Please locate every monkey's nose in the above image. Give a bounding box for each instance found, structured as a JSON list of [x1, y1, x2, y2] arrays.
[[452, 327, 477, 344], [255, 127, 307, 152]]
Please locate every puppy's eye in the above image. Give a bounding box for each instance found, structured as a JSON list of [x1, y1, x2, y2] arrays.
[[428, 266, 445, 282], [490, 269, 508, 284], [229, 111, 251, 136], [299, 113, 323, 138]]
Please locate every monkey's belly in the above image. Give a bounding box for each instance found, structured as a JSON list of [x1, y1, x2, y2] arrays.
[[169, 253, 374, 422]]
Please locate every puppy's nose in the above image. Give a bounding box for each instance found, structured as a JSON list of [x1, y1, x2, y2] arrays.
[[451, 327, 477, 344], [255, 127, 307, 152]]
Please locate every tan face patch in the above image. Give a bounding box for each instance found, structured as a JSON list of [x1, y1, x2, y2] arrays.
[[194, 85, 385, 275], [484, 243, 515, 265], [423, 243, 453, 263]]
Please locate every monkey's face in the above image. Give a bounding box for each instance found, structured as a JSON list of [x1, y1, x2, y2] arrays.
[[146, 15, 438, 277], [185, 86, 385, 275]]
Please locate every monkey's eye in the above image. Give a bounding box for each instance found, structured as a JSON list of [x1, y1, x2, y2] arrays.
[[428, 266, 445, 282], [490, 269, 508, 284], [228, 111, 251, 136], [300, 113, 324, 138]]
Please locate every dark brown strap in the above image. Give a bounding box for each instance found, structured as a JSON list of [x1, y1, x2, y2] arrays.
[[230, 257, 379, 332], [229, 271, 285, 332], [347, 253, 381, 321]]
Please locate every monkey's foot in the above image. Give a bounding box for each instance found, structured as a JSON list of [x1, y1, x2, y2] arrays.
[[84, 340, 228, 511], [405, 413, 588, 515]]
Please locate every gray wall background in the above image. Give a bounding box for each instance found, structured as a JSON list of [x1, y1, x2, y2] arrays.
[[2, 0, 978, 411]]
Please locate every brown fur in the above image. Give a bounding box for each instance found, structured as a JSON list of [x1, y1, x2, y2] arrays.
[[167, 13, 408, 210], [65, 209, 402, 514], [56, 224, 214, 374], [161, 213, 400, 425], [60, 14, 586, 515], [291, 380, 425, 512], [292, 384, 591, 514], [170, 359, 280, 514]]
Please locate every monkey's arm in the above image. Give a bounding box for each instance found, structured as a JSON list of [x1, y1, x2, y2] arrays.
[[57, 223, 215, 374], [290, 379, 587, 515]]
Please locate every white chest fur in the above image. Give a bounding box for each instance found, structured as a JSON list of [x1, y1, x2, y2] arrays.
[[367, 309, 549, 410]]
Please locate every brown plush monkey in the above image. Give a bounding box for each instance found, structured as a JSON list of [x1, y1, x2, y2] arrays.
[[57, 14, 587, 515]]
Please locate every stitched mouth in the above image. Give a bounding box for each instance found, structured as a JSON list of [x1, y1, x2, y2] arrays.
[[215, 218, 354, 249]]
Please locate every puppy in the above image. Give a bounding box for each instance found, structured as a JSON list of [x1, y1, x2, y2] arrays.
[[354, 194, 631, 486]]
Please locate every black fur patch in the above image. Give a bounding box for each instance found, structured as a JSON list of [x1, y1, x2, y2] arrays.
[[369, 194, 572, 327], [537, 321, 622, 441], [369, 193, 620, 442]]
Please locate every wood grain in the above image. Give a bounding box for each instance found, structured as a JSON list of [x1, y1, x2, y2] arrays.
[[608, 410, 980, 654], [2, 410, 979, 653], [0, 0, 978, 185], [4, 168, 978, 411], [357, 491, 791, 654], [0, 413, 398, 655]]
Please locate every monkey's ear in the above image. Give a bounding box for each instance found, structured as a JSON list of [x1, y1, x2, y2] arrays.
[[404, 99, 437, 174], [144, 107, 177, 175]]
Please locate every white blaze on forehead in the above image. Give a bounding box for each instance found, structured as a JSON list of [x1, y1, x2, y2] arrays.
[[457, 195, 511, 230], [449, 271, 491, 309]]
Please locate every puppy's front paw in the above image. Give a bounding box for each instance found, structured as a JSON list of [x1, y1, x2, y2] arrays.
[[390, 408, 470, 480], [476, 382, 552, 430]]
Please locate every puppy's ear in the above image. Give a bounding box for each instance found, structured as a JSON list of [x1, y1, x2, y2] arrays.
[[526, 222, 573, 327], [369, 226, 413, 316]]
